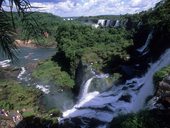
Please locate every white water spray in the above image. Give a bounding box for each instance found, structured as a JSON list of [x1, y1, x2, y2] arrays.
[[61, 49, 170, 126], [62, 73, 108, 118], [36, 84, 50, 94], [0, 59, 11, 68], [80, 77, 95, 99], [17, 67, 26, 80]]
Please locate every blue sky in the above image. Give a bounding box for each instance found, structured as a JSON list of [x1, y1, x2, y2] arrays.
[[29, 0, 161, 17]]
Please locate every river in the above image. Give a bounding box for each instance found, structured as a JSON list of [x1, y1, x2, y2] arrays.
[[0, 47, 75, 111], [59, 49, 170, 127], [1, 46, 170, 128]]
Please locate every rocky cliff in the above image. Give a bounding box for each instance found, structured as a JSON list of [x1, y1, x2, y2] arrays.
[[156, 76, 170, 108]]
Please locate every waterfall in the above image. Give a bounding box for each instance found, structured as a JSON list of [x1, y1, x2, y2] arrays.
[[62, 73, 108, 118], [133, 48, 170, 111], [62, 77, 99, 118], [105, 20, 111, 27], [97, 19, 106, 27], [17, 67, 50, 94], [137, 30, 154, 54], [80, 77, 95, 99], [60, 49, 170, 127], [114, 20, 120, 27]]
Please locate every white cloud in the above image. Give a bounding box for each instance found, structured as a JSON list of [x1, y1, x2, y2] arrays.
[[30, 0, 161, 17]]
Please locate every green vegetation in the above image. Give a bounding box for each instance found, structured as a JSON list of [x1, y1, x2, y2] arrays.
[[16, 12, 62, 47], [0, 79, 41, 110], [32, 59, 75, 88], [106, 73, 122, 84], [0, 79, 61, 126], [1, 0, 170, 127], [110, 111, 159, 128], [55, 22, 133, 76], [141, 0, 170, 27], [0, 0, 24, 59], [153, 65, 170, 86]]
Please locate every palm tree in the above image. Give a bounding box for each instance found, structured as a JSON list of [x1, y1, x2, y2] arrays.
[[0, 0, 40, 60]]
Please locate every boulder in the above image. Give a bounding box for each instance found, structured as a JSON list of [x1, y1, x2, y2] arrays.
[[156, 76, 170, 108], [118, 94, 132, 102], [0, 67, 20, 79], [163, 76, 170, 85]]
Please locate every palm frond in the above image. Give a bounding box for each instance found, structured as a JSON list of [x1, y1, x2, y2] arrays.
[[0, 0, 42, 60]]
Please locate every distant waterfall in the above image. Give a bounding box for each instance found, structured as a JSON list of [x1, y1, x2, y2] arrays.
[[93, 19, 120, 28], [114, 20, 120, 27], [97, 19, 106, 27], [60, 49, 170, 127], [137, 30, 154, 54], [105, 20, 111, 27]]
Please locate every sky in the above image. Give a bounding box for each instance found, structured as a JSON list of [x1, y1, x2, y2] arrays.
[[28, 0, 161, 17]]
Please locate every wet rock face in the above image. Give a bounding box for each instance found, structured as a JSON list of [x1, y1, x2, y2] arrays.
[[0, 67, 20, 79], [26, 62, 39, 72], [74, 61, 94, 95], [118, 94, 132, 102], [156, 76, 170, 108]]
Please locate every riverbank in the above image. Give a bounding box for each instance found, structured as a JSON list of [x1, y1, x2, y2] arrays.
[[15, 39, 57, 48]]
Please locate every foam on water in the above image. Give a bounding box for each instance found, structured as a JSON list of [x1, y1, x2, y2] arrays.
[[17, 67, 26, 80], [63, 91, 99, 117], [0, 59, 11, 68], [61, 49, 170, 126], [63, 73, 110, 118], [36, 84, 50, 94]]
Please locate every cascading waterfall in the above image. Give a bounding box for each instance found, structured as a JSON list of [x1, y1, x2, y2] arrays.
[[133, 48, 170, 110], [60, 49, 170, 127], [105, 20, 111, 27], [137, 30, 154, 54], [114, 20, 120, 27], [97, 19, 106, 27], [80, 77, 95, 100], [62, 73, 109, 118], [93, 19, 120, 28], [17, 67, 50, 94]]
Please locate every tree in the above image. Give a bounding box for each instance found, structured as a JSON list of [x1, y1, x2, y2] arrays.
[[0, 0, 40, 60]]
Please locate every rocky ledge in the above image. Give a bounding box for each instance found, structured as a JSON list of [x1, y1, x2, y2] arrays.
[[15, 39, 37, 48], [156, 75, 170, 108], [0, 67, 20, 79]]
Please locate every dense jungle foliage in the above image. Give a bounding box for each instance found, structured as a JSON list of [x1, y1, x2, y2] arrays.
[[1, 0, 170, 127], [32, 0, 170, 89], [12, 12, 62, 46]]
